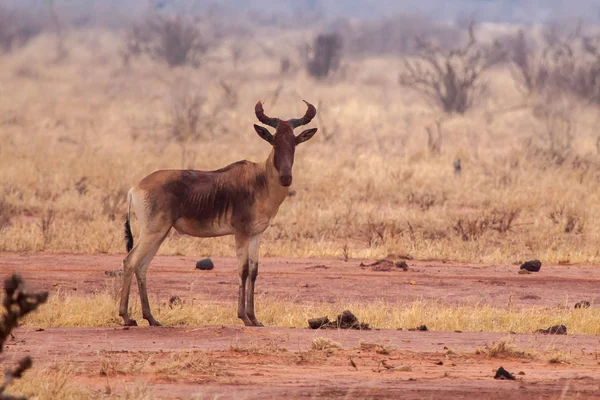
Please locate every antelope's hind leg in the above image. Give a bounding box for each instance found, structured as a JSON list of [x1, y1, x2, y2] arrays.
[[120, 227, 170, 327]]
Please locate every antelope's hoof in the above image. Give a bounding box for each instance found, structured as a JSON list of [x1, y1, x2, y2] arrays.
[[149, 320, 162, 327], [123, 319, 138, 327]]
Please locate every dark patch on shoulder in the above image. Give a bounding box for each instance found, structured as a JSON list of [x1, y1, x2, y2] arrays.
[[165, 169, 265, 228], [255, 171, 268, 192]]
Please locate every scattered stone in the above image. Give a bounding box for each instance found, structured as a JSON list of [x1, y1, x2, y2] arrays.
[[494, 366, 516, 380], [168, 296, 182, 308], [395, 261, 409, 271], [518, 269, 531, 275], [408, 325, 428, 331], [520, 259, 542, 272], [574, 301, 591, 309], [360, 259, 409, 272], [536, 324, 567, 335], [104, 269, 123, 277], [520, 295, 541, 300], [195, 258, 214, 271], [518, 371, 526, 375], [435, 361, 444, 366], [306, 264, 330, 270], [308, 310, 370, 330], [308, 316, 329, 329]]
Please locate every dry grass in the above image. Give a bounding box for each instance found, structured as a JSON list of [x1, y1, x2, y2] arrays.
[[1, 25, 600, 264], [310, 337, 342, 351], [18, 291, 600, 334], [475, 338, 536, 359], [3, 364, 152, 399]]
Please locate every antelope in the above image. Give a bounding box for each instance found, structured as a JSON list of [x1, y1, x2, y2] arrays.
[[120, 100, 317, 327]]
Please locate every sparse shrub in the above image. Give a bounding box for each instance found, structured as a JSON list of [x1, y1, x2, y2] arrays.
[[0, 274, 48, 400], [0, 6, 46, 53], [406, 188, 446, 211], [101, 186, 128, 222], [509, 23, 600, 103], [548, 205, 585, 234], [453, 208, 520, 241], [425, 121, 443, 155], [525, 105, 574, 166], [37, 209, 55, 250], [399, 20, 505, 114], [168, 90, 205, 168], [310, 337, 341, 351], [304, 33, 343, 79], [334, 14, 461, 57], [0, 200, 15, 231], [476, 339, 534, 359], [125, 14, 210, 68]]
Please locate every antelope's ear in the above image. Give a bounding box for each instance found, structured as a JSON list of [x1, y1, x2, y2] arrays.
[[254, 124, 274, 144], [295, 128, 318, 145]]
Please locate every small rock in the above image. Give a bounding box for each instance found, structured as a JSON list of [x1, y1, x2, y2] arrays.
[[408, 325, 428, 331], [435, 361, 444, 365], [518, 269, 531, 275], [536, 324, 567, 335], [395, 261, 408, 271], [520, 259, 541, 272], [494, 366, 516, 380], [574, 301, 591, 309], [195, 258, 214, 271], [518, 371, 526, 375], [308, 316, 329, 329]]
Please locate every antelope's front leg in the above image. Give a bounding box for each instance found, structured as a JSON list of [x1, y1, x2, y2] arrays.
[[245, 235, 263, 327], [235, 234, 254, 326]]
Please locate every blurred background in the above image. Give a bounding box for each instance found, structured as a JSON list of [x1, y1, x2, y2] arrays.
[[2, 0, 600, 264]]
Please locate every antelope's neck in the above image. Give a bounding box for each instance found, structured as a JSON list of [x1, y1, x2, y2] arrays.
[[262, 150, 289, 205]]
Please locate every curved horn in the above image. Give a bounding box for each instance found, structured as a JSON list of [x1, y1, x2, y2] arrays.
[[255, 101, 279, 128], [289, 100, 317, 129]]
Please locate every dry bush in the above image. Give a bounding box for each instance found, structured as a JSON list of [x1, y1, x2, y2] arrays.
[[508, 30, 551, 95], [475, 339, 535, 359], [37, 210, 55, 250], [524, 104, 574, 166], [125, 14, 210, 68], [310, 337, 341, 351], [399, 20, 505, 114], [0, 200, 15, 232], [168, 90, 205, 169], [453, 208, 520, 241], [509, 24, 600, 103], [548, 205, 585, 234], [0, 6, 46, 53], [406, 188, 446, 211], [0, 274, 48, 400], [334, 14, 461, 57], [101, 186, 128, 222], [303, 33, 343, 79]]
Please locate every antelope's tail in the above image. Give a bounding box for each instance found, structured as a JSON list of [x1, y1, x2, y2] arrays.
[[124, 191, 134, 253]]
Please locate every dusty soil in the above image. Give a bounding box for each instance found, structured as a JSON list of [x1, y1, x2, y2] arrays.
[[2, 253, 600, 399]]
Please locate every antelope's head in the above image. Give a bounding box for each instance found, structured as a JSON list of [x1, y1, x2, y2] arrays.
[[253, 100, 317, 187]]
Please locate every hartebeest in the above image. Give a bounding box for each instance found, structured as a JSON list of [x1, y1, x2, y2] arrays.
[[120, 100, 317, 327]]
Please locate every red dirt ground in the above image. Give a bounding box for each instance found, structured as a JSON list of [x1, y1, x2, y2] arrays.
[[2, 253, 600, 399]]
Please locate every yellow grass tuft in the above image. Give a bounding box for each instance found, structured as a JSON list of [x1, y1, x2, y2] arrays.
[[310, 337, 342, 351], [475, 338, 536, 359]]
